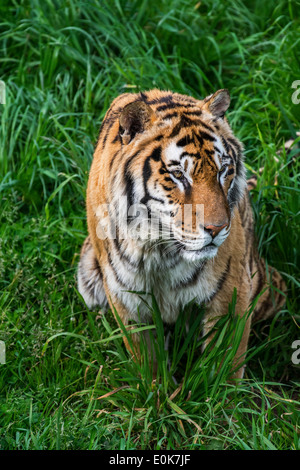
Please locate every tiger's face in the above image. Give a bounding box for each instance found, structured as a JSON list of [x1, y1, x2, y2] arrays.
[[118, 89, 246, 261]]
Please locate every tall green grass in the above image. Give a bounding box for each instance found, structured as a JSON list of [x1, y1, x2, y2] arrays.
[[0, 0, 299, 450]]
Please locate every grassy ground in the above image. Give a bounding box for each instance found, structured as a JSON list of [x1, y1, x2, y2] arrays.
[[0, 0, 299, 450]]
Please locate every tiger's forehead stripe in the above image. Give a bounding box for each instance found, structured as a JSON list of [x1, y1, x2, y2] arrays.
[[164, 133, 224, 174], [213, 135, 226, 169], [165, 141, 183, 163]]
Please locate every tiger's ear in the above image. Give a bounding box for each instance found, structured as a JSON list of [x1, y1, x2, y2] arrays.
[[203, 89, 230, 118], [119, 101, 156, 144]]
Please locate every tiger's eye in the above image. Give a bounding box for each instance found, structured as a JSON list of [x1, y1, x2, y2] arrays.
[[173, 170, 184, 179]]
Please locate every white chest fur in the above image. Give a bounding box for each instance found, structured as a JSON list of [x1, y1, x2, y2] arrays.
[[105, 247, 216, 324]]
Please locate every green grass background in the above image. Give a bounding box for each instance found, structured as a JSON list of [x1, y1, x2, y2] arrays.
[[0, 0, 299, 450]]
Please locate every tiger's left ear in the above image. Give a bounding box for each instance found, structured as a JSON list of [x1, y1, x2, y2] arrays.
[[203, 89, 230, 118], [119, 101, 156, 144]]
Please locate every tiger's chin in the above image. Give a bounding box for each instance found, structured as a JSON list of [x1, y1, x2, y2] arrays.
[[180, 243, 219, 262]]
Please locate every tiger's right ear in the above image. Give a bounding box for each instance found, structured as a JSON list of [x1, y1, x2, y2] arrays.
[[119, 101, 156, 144]]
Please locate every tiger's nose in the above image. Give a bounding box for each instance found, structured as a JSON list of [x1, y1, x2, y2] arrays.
[[204, 223, 228, 238]]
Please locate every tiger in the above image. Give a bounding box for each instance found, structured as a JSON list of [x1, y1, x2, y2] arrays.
[[77, 88, 286, 379]]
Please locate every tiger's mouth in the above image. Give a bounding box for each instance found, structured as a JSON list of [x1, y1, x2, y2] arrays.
[[177, 240, 219, 260], [172, 222, 231, 259]]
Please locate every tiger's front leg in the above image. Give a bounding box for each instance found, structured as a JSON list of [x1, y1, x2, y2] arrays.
[[203, 266, 253, 380], [107, 294, 158, 376], [78, 237, 158, 374]]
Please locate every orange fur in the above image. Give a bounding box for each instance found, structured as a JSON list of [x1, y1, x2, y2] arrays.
[[78, 89, 286, 379]]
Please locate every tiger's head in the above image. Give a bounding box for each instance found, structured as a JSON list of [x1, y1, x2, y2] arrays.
[[114, 89, 246, 261]]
